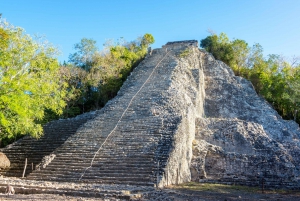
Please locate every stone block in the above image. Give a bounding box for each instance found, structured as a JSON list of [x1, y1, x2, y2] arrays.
[[0, 152, 10, 168]]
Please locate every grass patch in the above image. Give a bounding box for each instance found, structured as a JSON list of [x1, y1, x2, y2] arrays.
[[171, 182, 259, 193], [178, 48, 192, 58], [169, 182, 300, 195]]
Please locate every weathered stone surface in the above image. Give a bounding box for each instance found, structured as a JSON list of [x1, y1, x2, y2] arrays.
[[203, 55, 300, 142], [35, 154, 56, 170], [0, 152, 10, 169], [191, 53, 300, 188], [193, 119, 296, 181], [155, 42, 205, 187]]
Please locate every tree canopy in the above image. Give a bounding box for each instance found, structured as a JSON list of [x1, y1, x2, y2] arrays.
[[0, 20, 67, 143], [68, 38, 98, 71]]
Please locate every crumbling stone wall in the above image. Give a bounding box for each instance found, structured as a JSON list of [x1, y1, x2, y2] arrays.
[[191, 53, 300, 189], [151, 41, 206, 187], [0, 152, 10, 169]]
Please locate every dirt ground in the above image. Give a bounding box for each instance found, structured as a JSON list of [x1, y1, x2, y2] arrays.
[[1, 183, 300, 201], [0, 193, 108, 201], [149, 183, 300, 201]]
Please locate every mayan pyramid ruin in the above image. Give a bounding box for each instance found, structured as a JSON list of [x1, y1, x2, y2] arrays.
[[1, 40, 300, 190]]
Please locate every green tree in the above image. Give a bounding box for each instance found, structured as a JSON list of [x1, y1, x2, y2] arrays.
[[0, 27, 9, 49], [231, 39, 250, 75], [141, 33, 155, 47], [59, 64, 87, 117], [0, 20, 67, 142], [246, 44, 267, 93], [68, 38, 98, 71], [248, 43, 264, 69], [200, 33, 234, 66], [281, 64, 300, 120]]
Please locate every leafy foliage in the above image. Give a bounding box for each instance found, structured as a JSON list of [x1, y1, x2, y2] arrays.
[[200, 33, 235, 66], [68, 38, 97, 71], [179, 48, 192, 58], [0, 20, 67, 144], [0, 21, 153, 146]]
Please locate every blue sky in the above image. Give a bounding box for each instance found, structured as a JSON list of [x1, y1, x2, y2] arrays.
[[1, 0, 300, 62]]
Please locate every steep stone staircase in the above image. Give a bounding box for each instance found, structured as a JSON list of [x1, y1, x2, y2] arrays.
[[25, 48, 177, 186], [0, 112, 96, 177]]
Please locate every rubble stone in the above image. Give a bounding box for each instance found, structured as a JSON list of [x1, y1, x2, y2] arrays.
[[0, 152, 10, 169]]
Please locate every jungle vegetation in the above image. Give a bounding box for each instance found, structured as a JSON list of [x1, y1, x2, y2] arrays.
[[0, 18, 154, 146]]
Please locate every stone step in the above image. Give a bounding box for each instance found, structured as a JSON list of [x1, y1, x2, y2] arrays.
[[0, 184, 135, 200], [50, 153, 156, 158], [6, 154, 167, 164], [28, 175, 155, 186], [28, 169, 155, 179], [28, 176, 156, 186], [7, 165, 158, 173], [31, 167, 154, 174], [46, 158, 155, 164], [5, 154, 162, 164], [29, 171, 154, 178], [44, 163, 156, 170], [5, 152, 58, 157]]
